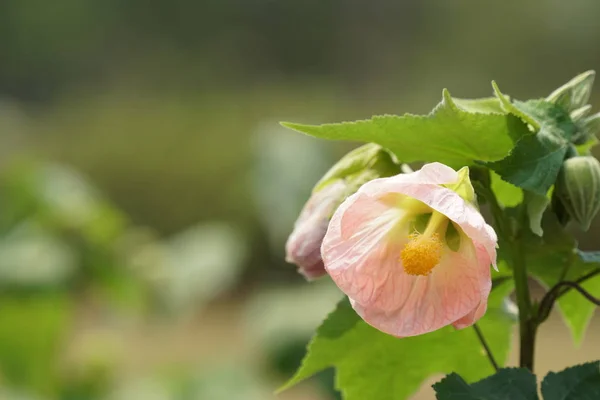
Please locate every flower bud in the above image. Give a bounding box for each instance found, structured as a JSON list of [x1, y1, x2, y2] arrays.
[[580, 112, 600, 137], [547, 71, 595, 112], [554, 156, 600, 230], [313, 143, 400, 193], [570, 104, 592, 122], [286, 144, 401, 280], [285, 180, 348, 280]]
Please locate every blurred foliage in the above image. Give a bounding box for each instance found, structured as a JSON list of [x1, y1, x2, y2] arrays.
[[0, 160, 251, 398], [0, 293, 70, 394], [1, 0, 600, 399]]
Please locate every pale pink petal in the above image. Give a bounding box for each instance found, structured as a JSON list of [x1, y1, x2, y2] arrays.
[[285, 180, 347, 279], [323, 191, 407, 305], [320, 162, 497, 337], [343, 165, 496, 270], [389, 183, 497, 270], [356, 163, 459, 199], [351, 242, 484, 337], [452, 244, 492, 329]]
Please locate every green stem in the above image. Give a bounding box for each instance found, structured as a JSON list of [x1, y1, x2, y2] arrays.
[[511, 238, 536, 371], [473, 323, 499, 371], [475, 170, 537, 371], [510, 205, 536, 372]]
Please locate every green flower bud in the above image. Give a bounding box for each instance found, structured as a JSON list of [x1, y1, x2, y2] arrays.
[[286, 144, 401, 280], [569, 112, 600, 147], [570, 104, 593, 121], [554, 156, 600, 230], [313, 143, 400, 193], [580, 112, 600, 137], [547, 70, 595, 112]]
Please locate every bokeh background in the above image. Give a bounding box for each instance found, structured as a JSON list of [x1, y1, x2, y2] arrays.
[[1, 1, 600, 399]]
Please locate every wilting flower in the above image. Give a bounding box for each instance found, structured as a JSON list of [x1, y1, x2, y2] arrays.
[[321, 162, 497, 337], [286, 180, 348, 280], [286, 144, 400, 280]]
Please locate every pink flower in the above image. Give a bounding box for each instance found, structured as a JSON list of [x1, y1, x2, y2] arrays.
[[286, 180, 348, 280], [321, 162, 497, 337]]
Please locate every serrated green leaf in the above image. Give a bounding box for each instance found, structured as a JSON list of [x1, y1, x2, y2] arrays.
[[281, 281, 515, 400], [493, 82, 540, 130], [516, 102, 575, 140], [541, 361, 600, 400], [487, 128, 568, 196], [282, 89, 527, 168], [523, 215, 600, 344], [451, 97, 505, 114], [433, 368, 538, 400], [513, 100, 578, 141], [489, 85, 579, 195]]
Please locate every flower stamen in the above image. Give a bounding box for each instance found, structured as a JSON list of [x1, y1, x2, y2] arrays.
[[401, 233, 443, 276], [400, 211, 448, 276]]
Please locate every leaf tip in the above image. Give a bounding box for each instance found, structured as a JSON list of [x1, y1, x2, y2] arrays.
[[441, 88, 452, 100], [491, 81, 504, 98], [580, 70, 596, 81], [441, 88, 458, 110], [280, 121, 317, 135], [279, 121, 297, 129]]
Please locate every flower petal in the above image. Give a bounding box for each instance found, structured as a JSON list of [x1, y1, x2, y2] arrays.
[[356, 162, 459, 200], [351, 241, 485, 337], [451, 244, 493, 329], [323, 190, 406, 305], [285, 180, 347, 279], [320, 163, 497, 337], [387, 182, 497, 269]]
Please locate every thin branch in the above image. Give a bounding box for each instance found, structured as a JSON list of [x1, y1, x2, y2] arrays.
[[553, 282, 600, 305], [537, 278, 600, 324], [473, 323, 499, 372], [558, 269, 600, 298]]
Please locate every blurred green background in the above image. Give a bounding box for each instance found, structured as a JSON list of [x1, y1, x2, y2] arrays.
[[1, 1, 600, 399]]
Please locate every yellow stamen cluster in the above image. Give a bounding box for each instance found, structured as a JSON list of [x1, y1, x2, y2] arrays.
[[400, 233, 443, 276]]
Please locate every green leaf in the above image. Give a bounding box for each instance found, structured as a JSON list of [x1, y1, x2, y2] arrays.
[[486, 128, 568, 196], [523, 215, 600, 344], [570, 105, 593, 122], [433, 368, 538, 400], [554, 251, 600, 344], [282, 89, 527, 168], [512, 100, 578, 141], [451, 97, 505, 114], [525, 190, 551, 236], [490, 171, 523, 208], [489, 84, 579, 195], [280, 281, 515, 400], [576, 135, 599, 155], [0, 293, 71, 393], [547, 71, 596, 113], [493, 82, 540, 130], [581, 113, 600, 137], [541, 361, 600, 400]]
